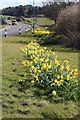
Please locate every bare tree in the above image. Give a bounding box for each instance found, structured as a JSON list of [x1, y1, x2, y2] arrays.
[[55, 3, 80, 49], [42, 2, 66, 24]]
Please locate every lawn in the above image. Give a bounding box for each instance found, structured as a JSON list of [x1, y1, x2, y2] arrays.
[[2, 15, 15, 19], [2, 15, 54, 26], [25, 17, 54, 26], [2, 33, 79, 119], [0, 25, 4, 29]]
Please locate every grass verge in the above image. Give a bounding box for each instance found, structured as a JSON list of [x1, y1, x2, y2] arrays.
[[2, 32, 79, 119], [25, 17, 54, 26]]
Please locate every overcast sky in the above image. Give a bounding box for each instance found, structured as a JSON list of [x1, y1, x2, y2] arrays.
[[0, 0, 79, 9], [0, 0, 45, 9]]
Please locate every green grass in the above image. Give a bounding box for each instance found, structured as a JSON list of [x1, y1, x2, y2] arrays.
[[25, 17, 54, 26], [2, 15, 15, 19], [2, 32, 79, 119], [2, 15, 54, 26], [0, 24, 10, 29], [0, 25, 5, 29]]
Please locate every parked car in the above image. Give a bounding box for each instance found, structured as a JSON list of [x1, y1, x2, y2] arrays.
[[12, 19, 17, 25]]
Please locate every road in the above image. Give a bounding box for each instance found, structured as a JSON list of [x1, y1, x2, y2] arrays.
[[0, 20, 32, 37]]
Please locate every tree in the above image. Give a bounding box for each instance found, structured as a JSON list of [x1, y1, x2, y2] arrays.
[[42, 2, 67, 25], [55, 3, 80, 49], [16, 5, 24, 16]]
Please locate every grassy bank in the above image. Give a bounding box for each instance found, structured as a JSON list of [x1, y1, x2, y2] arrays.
[[2, 15, 54, 26], [2, 15, 15, 19], [2, 33, 79, 119], [25, 17, 54, 25], [0, 25, 6, 29]]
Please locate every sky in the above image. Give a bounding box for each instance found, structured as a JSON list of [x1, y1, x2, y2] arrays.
[[0, 0, 79, 9], [0, 0, 44, 9]]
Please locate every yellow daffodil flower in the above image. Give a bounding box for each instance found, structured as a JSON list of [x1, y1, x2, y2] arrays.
[[54, 79, 57, 83], [31, 80, 34, 84], [67, 75, 69, 80], [52, 90, 56, 96], [61, 65, 64, 71]]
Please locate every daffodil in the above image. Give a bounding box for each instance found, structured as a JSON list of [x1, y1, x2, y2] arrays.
[[54, 79, 57, 83], [73, 76, 76, 79], [30, 61, 32, 65], [55, 60, 60, 67], [38, 70, 41, 73], [31, 56, 33, 60], [34, 75, 38, 80], [23, 61, 26, 66], [36, 61, 38, 64], [31, 80, 34, 84], [70, 77, 72, 80], [34, 51, 37, 55], [45, 59, 49, 63], [44, 47, 46, 50], [74, 69, 78, 73], [24, 73, 26, 77], [18, 79, 21, 82], [18, 79, 23, 83], [52, 78, 54, 81], [40, 58, 43, 62], [52, 90, 56, 96], [57, 75, 60, 80], [50, 50, 51, 53], [66, 65, 70, 71], [21, 47, 24, 52], [61, 65, 64, 71], [60, 79, 63, 83], [26, 60, 29, 65], [67, 75, 69, 80], [34, 68, 37, 73], [31, 66, 34, 70], [30, 69, 32, 73], [57, 81, 61, 87], [52, 52, 55, 56], [42, 63, 46, 70], [23, 80, 25, 83], [64, 60, 69, 64], [26, 53, 27, 56], [61, 71, 62, 75], [61, 75, 63, 79]]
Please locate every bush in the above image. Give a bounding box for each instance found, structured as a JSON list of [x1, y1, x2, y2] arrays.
[[2, 17, 7, 25], [55, 3, 80, 49], [38, 34, 60, 45]]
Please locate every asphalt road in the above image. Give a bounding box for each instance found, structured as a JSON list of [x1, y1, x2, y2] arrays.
[[0, 21, 32, 37]]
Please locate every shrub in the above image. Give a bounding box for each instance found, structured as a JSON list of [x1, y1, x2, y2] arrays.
[[2, 17, 7, 25], [20, 42, 79, 100], [55, 3, 80, 49], [42, 2, 67, 25], [38, 34, 60, 45]]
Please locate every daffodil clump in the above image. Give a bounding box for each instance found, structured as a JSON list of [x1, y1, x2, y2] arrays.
[[21, 42, 78, 100], [34, 28, 50, 36]]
